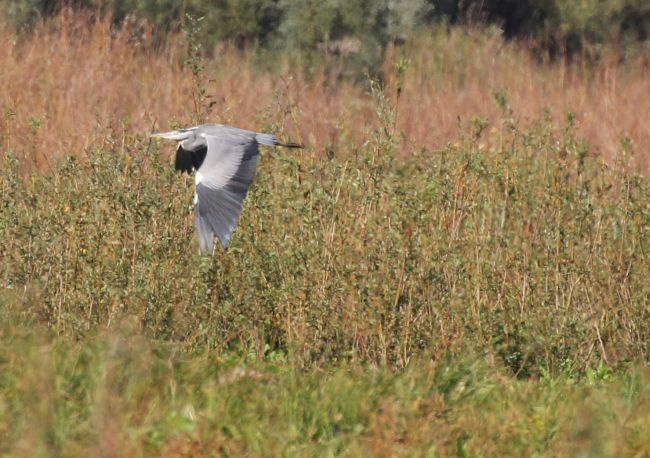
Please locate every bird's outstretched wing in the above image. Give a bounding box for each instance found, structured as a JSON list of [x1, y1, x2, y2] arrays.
[[194, 132, 259, 252]]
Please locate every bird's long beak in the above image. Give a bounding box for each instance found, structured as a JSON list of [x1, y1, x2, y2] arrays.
[[150, 130, 191, 141]]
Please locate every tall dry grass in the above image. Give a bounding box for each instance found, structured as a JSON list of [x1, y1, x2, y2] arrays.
[[0, 12, 649, 171], [396, 28, 650, 166]]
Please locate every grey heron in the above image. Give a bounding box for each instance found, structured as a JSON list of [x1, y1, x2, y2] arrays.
[[151, 124, 302, 253]]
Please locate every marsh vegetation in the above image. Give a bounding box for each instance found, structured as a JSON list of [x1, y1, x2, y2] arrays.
[[1, 4, 649, 455]]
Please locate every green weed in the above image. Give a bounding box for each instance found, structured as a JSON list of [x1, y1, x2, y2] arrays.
[[1, 115, 647, 372], [0, 324, 647, 455]]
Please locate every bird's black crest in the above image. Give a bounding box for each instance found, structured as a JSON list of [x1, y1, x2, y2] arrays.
[[175, 144, 207, 173], [277, 141, 304, 149]]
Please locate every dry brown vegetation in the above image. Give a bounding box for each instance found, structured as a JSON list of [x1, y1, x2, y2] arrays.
[[1, 12, 649, 172]]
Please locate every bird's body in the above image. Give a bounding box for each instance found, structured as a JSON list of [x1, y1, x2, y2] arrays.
[[151, 124, 301, 253]]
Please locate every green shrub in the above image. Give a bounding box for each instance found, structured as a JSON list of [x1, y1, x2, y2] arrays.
[[1, 113, 648, 372]]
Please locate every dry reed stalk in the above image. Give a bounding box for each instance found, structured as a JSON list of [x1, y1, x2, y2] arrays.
[[0, 14, 648, 172]]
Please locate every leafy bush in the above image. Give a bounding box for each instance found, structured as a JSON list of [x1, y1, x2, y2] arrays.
[[1, 111, 648, 372]]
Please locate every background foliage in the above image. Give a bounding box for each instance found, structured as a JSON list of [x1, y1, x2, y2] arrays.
[[1, 0, 649, 73]]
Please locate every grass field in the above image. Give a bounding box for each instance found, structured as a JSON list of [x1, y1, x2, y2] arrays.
[[1, 12, 649, 456], [1, 330, 648, 456]]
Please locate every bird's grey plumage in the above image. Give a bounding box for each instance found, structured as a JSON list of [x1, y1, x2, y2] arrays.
[[151, 123, 302, 253]]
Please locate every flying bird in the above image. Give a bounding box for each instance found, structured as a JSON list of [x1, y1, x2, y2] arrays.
[[151, 124, 302, 253]]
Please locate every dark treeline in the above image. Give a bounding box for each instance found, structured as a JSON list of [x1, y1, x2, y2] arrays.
[[2, 0, 649, 71]]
